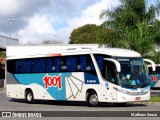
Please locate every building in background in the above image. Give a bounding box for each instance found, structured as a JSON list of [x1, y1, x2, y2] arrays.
[[0, 35, 18, 88]]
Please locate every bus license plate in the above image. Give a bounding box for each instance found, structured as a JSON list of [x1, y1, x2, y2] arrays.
[[135, 97, 141, 100]]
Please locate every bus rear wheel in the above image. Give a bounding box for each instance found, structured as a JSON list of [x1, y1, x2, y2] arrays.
[[87, 91, 99, 107], [25, 89, 35, 104]]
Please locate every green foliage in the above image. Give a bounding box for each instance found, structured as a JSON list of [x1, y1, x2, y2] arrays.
[[149, 96, 160, 102], [100, 0, 159, 27], [97, 23, 122, 47], [69, 0, 160, 63], [122, 21, 155, 57], [151, 20, 160, 45], [99, 0, 160, 62], [69, 24, 98, 44], [148, 51, 160, 64], [0, 52, 5, 57]]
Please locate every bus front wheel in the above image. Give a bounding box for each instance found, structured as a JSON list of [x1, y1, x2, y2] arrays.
[[87, 91, 99, 107], [25, 89, 35, 104]]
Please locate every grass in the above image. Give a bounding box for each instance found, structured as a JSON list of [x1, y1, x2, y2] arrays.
[[149, 96, 160, 103], [0, 52, 5, 57]]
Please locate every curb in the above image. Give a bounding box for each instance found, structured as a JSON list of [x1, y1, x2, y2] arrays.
[[131, 102, 160, 104]]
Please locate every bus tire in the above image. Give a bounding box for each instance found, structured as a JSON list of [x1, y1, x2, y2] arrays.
[[25, 89, 35, 104], [87, 91, 99, 107]]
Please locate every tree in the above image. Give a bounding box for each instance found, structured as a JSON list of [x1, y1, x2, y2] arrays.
[[69, 24, 98, 44], [151, 20, 160, 46], [96, 23, 121, 47], [100, 0, 160, 27], [69, 0, 160, 63], [99, 0, 160, 59], [123, 21, 156, 57]]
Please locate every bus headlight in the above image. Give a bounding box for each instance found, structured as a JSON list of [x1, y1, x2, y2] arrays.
[[113, 87, 128, 94]]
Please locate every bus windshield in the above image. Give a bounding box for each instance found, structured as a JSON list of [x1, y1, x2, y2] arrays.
[[117, 58, 149, 88]]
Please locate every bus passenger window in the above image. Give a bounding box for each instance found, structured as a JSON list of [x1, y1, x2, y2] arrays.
[[55, 58, 61, 72], [20, 60, 32, 73], [15, 60, 20, 73], [80, 56, 87, 71], [86, 55, 93, 71], [32, 59, 46, 73], [60, 57, 67, 71], [90, 60, 95, 71], [66, 57, 77, 72], [46, 58, 53, 72], [7, 60, 16, 73], [96, 56, 103, 71]]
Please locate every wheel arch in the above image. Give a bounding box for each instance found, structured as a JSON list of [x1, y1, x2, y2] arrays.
[[86, 88, 98, 101], [25, 88, 33, 98]]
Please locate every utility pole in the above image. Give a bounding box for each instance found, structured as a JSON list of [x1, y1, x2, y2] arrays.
[[54, 34, 56, 40], [8, 19, 14, 38]]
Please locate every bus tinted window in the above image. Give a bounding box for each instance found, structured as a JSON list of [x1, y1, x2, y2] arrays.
[[15, 60, 20, 73], [7, 54, 96, 75], [78, 55, 95, 74], [148, 66, 153, 74], [66, 57, 77, 71], [96, 55, 103, 71], [7, 60, 16, 73], [80, 56, 87, 71], [32, 59, 46, 73], [55, 58, 61, 72], [148, 66, 159, 74], [17, 59, 32, 73], [46, 58, 53, 72], [156, 66, 160, 74], [94, 54, 118, 84]]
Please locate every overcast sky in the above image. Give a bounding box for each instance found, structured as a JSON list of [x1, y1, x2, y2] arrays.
[[0, 0, 157, 44]]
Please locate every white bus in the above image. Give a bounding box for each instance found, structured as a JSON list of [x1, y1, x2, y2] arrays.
[[148, 64, 160, 88], [6, 45, 155, 106]]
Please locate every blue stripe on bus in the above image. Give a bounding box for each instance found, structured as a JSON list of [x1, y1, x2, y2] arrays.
[[13, 72, 100, 100], [84, 73, 99, 84], [14, 73, 71, 100]]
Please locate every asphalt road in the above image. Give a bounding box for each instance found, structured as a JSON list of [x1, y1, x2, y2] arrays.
[[0, 89, 160, 120]]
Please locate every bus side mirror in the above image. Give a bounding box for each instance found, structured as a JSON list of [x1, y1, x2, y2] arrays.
[[144, 59, 156, 71], [103, 58, 121, 72]]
